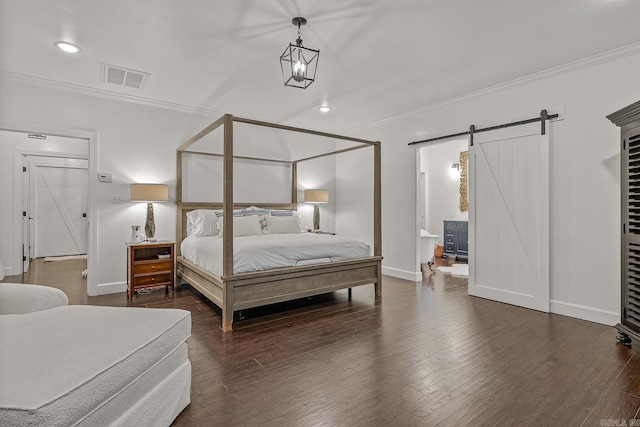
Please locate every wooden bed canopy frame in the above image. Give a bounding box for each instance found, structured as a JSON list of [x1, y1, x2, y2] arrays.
[[176, 114, 382, 332]]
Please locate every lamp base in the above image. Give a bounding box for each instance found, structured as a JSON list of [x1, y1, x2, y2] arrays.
[[145, 202, 156, 240], [313, 204, 320, 231]]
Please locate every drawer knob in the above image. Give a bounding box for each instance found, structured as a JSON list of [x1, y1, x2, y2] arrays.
[[151, 278, 155, 281], [151, 266, 155, 270]]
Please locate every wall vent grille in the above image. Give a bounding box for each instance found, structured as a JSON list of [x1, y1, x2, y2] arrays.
[[101, 63, 150, 90]]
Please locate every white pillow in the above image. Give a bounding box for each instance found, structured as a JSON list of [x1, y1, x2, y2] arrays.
[[186, 209, 221, 237], [269, 209, 299, 217], [265, 215, 303, 234], [217, 215, 264, 237], [242, 206, 270, 216]]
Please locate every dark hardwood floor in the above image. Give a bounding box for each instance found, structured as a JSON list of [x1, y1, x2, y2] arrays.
[[3, 258, 639, 426]]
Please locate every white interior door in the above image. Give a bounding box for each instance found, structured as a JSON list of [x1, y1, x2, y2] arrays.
[[468, 121, 549, 312], [28, 157, 88, 258]]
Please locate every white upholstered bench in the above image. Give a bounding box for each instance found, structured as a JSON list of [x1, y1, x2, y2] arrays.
[[0, 283, 191, 426]]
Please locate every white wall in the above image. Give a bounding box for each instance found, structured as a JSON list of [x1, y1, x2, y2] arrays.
[[180, 144, 337, 232], [297, 156, 337, 233], [336, 145, 374, 248], [345, 51, 640, 325]]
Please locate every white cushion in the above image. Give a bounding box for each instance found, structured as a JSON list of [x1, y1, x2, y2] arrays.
[[265, 215, 303, 234], [0, 283, 69, 314]]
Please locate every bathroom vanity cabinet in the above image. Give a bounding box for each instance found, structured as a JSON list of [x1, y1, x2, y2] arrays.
[[443, 220, 468, 259]]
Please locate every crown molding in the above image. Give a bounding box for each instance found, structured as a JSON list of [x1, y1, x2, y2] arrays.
[[0, 70, 221, 117], [3, 40, 640, 133], [349, 41, 640, 134], [607, 99, 640, 127]]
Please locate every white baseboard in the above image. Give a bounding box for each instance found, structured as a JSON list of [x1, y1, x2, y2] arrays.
[[382, 266, 422, 282], [550, 299, 619, 326], [96, 281, 127, 295], [2, 266, 17, 278]]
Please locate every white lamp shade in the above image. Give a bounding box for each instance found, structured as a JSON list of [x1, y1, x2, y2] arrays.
[[304, 189, 329, 203], [130, 184, 169, 202]]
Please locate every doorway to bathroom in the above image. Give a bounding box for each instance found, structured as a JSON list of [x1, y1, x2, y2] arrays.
[[417, 138, 469, 270]]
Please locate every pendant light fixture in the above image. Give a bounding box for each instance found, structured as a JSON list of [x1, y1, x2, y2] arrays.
[[280, 17, 319, 89]]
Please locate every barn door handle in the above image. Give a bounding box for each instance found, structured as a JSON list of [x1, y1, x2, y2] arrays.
[[82, 213, 87, 218]]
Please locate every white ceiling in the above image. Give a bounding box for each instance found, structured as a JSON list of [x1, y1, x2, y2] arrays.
[[2, 0, 640, 136]]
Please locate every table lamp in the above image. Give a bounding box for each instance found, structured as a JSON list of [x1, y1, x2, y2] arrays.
[[304, 189, 329, 231], [130, 183, 169, 241]]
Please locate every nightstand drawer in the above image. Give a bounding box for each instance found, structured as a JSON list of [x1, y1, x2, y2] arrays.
[[133, 273, 172, 287], [133, 260, 172, 275]]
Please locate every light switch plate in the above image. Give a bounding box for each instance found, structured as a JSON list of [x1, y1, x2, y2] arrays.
[[98, 172, 112, 182]]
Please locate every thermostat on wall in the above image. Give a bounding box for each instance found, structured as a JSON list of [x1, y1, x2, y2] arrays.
[[98, 172, 112, 183]]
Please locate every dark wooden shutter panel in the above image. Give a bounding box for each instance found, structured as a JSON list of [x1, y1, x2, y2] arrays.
[[627, 133, 640, 233], [607, 100, 640, 343], [623, 128, 640, 332]]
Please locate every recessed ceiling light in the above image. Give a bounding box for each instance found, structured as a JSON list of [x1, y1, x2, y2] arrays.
[[319, 105, 331, 113], [55, 41, 82, 53]]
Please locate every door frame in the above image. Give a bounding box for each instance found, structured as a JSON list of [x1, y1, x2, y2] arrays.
[[415, 138, 469, 275], [6, 124, 99, 296]]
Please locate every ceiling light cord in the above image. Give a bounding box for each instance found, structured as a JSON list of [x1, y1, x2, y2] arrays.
[[296, 22, 303, 47]]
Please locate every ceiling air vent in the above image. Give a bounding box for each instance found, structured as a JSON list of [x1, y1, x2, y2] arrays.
[[101, 63, 150, 90]]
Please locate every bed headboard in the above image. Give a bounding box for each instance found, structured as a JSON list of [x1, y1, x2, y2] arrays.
[[176, 202, 297, 255]]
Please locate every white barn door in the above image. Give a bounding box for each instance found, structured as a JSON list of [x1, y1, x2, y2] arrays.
[[28, 157, 88, 258], [468, 121, 549, 312]]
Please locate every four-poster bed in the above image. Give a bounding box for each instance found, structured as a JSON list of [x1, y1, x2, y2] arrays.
[[176, 114, 382, 332]]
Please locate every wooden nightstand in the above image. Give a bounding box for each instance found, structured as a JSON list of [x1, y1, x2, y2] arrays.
[[126, 241, 175, 299]]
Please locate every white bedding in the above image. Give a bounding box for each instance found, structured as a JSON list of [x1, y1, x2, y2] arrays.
[[180, 233, 371, 276]]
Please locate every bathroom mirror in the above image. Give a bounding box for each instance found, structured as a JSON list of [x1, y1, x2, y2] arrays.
[[459, 150, 468, 212]]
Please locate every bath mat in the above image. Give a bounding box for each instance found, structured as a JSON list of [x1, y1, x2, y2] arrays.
[[43, 255, 88, 262], [437, 263, 469, 277]]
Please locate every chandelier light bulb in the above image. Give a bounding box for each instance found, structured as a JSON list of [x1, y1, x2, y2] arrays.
[[293, 61, 306, 81]]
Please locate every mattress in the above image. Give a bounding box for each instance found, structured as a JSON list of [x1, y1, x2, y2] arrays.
[[0, 305, 191, 426], [180, 233, 372, 276]]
